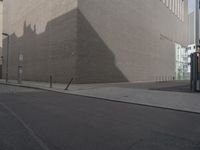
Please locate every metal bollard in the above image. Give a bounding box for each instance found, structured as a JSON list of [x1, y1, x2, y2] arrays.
[[65, 78, 74, 90], [17, 65, 23, 84], [50, 75, 53, 88]]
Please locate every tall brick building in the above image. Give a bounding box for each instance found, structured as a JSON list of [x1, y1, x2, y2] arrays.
[[2, 0, 188, 83]]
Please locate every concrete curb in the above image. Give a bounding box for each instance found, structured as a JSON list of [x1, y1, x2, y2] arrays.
[[0, 82, 56, 91], [1, 81, 200, 115]]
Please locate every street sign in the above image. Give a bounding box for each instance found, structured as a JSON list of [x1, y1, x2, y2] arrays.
[[19, 54, 23, 61]]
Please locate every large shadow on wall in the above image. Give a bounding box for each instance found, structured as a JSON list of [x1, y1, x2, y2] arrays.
[[76, 9, 128, 83], [3, 9, 77, 82], [2, 8, 128, 83]]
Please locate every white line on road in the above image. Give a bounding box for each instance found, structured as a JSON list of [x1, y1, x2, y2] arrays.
[[0, 102, 50, 150]]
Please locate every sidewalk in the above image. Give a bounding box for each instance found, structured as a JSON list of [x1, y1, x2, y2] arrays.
[[0, 79, 200, 114]]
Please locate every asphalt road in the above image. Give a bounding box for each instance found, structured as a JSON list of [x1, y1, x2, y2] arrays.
[[0, 84, 200, 150]]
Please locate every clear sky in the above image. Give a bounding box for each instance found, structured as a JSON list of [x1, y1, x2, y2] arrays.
[[189, 0, 195, 13]]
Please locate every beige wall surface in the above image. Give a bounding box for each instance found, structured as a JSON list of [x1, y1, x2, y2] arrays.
[[78, 0, 188, 82], [3, 0, 78, 82], [2, 0, 188, 83]]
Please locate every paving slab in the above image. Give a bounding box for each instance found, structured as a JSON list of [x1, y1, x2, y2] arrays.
[[68, 86, 200, 113], [0, 79, 199, 114]]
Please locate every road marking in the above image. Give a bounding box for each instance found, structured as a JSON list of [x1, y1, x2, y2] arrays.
[[0, 102, 50, 150]]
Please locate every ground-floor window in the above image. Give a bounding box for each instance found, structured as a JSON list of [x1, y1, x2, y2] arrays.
[[175, 43, 191, 80]]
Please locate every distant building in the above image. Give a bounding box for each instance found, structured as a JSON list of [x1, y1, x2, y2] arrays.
[[187, 44, 196, 63], [175, 43, 188, 80], [188, 11, 195, 45], [2, 0, 188, 83], [175, 43, 196, 80], [176, 10, 197, 80], [183, 11, 196, 80]]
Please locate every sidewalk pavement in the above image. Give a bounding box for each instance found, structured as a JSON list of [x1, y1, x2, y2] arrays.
[[0, 79, 200, 114]]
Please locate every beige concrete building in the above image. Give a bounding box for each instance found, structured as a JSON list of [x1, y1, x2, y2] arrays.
[[2, 0, 188, 83]]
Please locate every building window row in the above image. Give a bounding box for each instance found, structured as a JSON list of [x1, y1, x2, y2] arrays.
[[160, 0, 185, 22]]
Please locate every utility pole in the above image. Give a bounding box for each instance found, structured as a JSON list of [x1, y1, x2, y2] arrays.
[[192, 0, 200, 91], [2, 33, 9, 84]]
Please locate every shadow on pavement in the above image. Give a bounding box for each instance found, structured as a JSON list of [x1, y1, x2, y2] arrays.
[[115, 81, 193, 93]]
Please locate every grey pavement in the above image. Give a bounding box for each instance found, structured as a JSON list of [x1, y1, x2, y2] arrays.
[[0, 79, 200, 114], [0, 84, 200, 150]]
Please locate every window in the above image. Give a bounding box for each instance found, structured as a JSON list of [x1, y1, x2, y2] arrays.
[[181, 0, 184, 21], [178, 0, 180, 18], [169, 0, 172, 10], [161, 0, 184, 21], [172, 0, 175, 13], [180, 0, 182, 18], [166, 0, 169, 7], [175, 0, 178, 16]]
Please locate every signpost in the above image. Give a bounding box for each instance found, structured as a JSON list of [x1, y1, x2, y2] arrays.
[[18, 53, 23, 84], [2, 33, 9, 84]]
